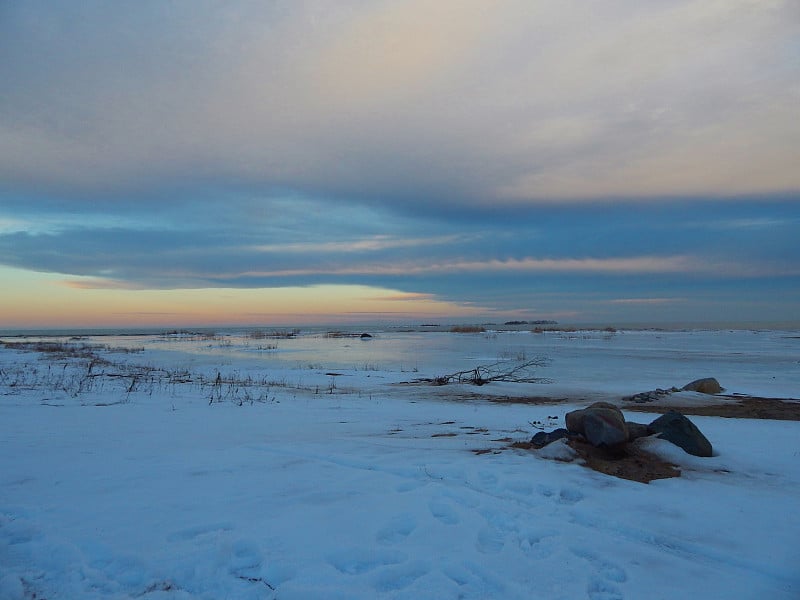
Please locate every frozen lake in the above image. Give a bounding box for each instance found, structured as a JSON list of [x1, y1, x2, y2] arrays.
[[65, 327, 800, 399]]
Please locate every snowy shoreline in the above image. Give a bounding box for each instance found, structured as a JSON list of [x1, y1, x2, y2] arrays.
[[2, 331, 799, 599]]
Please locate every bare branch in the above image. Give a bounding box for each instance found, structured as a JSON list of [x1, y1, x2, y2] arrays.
[[429, 358, 550, 386]]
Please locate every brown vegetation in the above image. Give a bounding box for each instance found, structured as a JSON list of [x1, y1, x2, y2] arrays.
[[625, 396, 800, 421]]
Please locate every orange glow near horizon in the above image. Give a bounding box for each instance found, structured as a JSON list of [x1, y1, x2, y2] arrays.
[[0, 267, 488, 329]]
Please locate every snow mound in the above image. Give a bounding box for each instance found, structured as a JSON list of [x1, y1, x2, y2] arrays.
[[535, 438, 579, 462]]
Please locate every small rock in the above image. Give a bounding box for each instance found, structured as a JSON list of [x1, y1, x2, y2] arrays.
[[536, 438, 578, 462], [530, 428, 570, 448], [360, 333, 373, 339], [626, 422, 651, 441], [682, 377, 723, 394], [623, 388, 675, 403], [649, 411, 713, 457], [638, 393, 655, 403]]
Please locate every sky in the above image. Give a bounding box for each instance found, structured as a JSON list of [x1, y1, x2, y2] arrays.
[[1, 0, 799, 329]]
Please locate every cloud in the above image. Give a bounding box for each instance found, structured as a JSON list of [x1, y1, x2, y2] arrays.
[[250, 234, 471, 254], [217, 255, 800, 281], [0, 0, 797, 206], [608, 298, 685, 305], [362, 292, 437, 302], [48, 254, 704, 289], [59, 278, 146, 291], [1, 2, 798, 326], [228, 256, 696, 278], [2, 195, 798, 300], [711, 217, 795, 230]]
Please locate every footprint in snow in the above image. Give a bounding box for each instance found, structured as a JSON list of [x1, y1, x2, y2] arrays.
[[476, 526, 505, 554], [428, 499, 460, 525], [375, 514, 416, 545], [570, 547, 627, 600], [328, 548, 406, 575], [442, 560, 506, 595], [166, 522, 234, 542], [228, 539, 263, 579], [537, 484, 555, 498], [570, 547, 628, 583], [442, 489, 480, 509], [371, 560, 430, 592], [503, 479, 534, 495], [587, 577, 624, 600], [558, 487, 585, 505], [395, 480, 424, 493], [518, 528, 557, 559]]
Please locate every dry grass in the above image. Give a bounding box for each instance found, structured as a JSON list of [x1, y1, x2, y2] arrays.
[[449, 325, 486, 333], [0, 340, 113, 360], [509, 437, 681, 484], [624, 396, 800, 421], [248, 329, 299, 339], [566, 439, 681, 484]]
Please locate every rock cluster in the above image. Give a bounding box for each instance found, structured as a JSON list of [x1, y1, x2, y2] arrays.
[[531, 402, 713, 457], [623, 377, 724, 403], [623, 388, 678, 403]]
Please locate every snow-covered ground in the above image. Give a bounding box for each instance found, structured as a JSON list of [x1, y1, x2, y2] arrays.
[[1, 329, 799, 599]]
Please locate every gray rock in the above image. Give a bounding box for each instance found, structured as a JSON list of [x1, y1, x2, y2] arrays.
[[530, 428, 570, 448], [682, 377, 723, 394], [625, 392, 657, 403], [588, 401, 620, 411], [583, 407, 629, 447], [623, 388, 677, 403], [626, 422, 651, 441], [566, 402, 624, 437], [565, 408, 587, 435], [649, 411, 713, 457]]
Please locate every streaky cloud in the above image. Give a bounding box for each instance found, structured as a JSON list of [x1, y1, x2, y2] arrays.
[[221, 255, 725, 279], [249, 234, 473, 254], [609, 298, 686, 305]]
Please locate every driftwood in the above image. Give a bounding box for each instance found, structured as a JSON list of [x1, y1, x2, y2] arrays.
[[428, 358, 550, 386]]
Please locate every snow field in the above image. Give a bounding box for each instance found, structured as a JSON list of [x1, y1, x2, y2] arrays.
[[1, 331, 799, 599]]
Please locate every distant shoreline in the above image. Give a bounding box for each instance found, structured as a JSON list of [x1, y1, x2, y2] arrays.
[[2, 321, 799, 338]]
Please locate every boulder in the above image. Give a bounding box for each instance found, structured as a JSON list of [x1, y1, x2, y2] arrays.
[[682, 377, 723, 395], [583, 407, 629, 447], [565, 401, 618, 434], [588, 401, 620, 411], [626, 422, 651, 441], [648, 411, 713, 457], [565, 408, 587, 435]]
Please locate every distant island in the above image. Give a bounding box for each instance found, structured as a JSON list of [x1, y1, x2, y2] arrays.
[[504, 320, 558, 326]]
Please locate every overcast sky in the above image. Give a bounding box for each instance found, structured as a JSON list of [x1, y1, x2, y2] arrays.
[[1, 0, 798, 328]]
